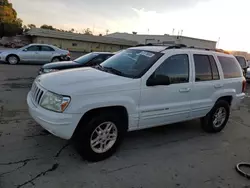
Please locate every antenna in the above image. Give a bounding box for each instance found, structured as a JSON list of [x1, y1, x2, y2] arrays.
[[92, 24, 95, 35], [216, 37, 220, 48]]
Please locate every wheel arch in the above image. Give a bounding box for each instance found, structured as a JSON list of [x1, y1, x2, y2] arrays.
[[72, 105, 129, 139], [216, 95, 233, 106], [6, 54, 20, 62]]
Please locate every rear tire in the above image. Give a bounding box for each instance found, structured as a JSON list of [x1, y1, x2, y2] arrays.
[[51, 57, 60, 62], [75, 112, 126, 162], [7, 55, 19, 65], [201, 100, 230, 133]]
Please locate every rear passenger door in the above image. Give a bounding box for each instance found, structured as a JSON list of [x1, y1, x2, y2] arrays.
[[40, 46, 55, 62], [190, 53, 221, 118]]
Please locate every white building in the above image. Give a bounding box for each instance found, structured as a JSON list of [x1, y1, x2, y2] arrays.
[[106, 32, 217, 49]]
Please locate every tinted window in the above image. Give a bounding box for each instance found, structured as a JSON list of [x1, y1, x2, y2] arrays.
[[26, 46, 40, 51], [218, 56, 242, 78], [88, 56, 105, 65], [194, 55, 212, 81], [74, 53, 99, 64], [235, 56, 247, 68], [209, 55, 220, 80], [101, 49, 163, 78], [153, 54, 189, 84], [41, 46, 55, 51], [104, 54, 113, 60]]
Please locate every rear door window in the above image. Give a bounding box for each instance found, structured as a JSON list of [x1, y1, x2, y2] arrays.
[[209, 55, 220, 80], [194, 54, 220, 81], [218, 56, 242, 78], [41, 46, 55, 51], [194, 55, 212, 81]]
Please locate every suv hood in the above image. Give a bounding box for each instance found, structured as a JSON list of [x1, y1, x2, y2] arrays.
[[37, 67, 138, 95]]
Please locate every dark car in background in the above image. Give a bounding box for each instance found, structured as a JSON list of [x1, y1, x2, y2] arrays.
[[235, 55, 248, 77], [39, 52, 114, 74]]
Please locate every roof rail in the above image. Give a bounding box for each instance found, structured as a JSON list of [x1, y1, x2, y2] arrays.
[[165, 44, 187, 49], [135, 43, 154, 47], [135, 43, 230, 55]]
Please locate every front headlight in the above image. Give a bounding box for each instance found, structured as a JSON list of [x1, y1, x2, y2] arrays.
[[40, 91, 70, 112], [43, 69, 58, 73]]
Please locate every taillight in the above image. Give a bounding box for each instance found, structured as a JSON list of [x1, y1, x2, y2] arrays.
[[242, 79, 246, 93], [67, 51, 70, 56]]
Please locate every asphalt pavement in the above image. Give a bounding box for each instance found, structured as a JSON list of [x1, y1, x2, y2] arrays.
[[0, 64, 250, 188]]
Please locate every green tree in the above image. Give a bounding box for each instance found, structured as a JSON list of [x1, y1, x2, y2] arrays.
[[40, 24, 55, 30], [83, 28, 93, 35], [0, 0, 23, 37], [27, 24, 36, 29]]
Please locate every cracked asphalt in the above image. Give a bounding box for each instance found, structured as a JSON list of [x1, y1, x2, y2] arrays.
[[1, 64, 250, 188]]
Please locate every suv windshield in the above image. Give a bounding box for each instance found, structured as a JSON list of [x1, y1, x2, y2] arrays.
[[100, 49, 163, 78], [235, 56, 247, 68], [74, 53, 99, 64]]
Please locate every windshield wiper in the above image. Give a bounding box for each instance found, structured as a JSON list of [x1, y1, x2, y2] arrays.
[[103, 67, 124, 76], [94, 64, 105, 70]]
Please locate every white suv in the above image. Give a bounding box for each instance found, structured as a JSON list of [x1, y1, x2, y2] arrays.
[[27, 45, 246, 161]]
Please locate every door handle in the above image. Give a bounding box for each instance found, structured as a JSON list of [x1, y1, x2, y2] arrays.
[[214, 84, 223, 88], [179, 88, 191, 93]]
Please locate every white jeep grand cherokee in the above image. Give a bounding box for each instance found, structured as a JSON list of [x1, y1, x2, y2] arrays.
[[27, 45, 246, 161]]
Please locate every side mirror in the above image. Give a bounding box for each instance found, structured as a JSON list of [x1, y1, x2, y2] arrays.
[[23, 49, 28, 52], [147, 75, 170, 86]]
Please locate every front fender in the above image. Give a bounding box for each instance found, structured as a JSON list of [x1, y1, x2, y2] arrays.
[[65, 91, 140, 129]]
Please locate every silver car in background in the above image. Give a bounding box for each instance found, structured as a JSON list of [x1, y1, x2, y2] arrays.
[[0, 44, 70, 65]]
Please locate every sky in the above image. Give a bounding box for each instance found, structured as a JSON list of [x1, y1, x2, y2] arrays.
[[9, 0, 250, 52]]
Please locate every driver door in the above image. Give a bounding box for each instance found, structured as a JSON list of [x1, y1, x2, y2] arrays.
[[139, 52, 192, 128]]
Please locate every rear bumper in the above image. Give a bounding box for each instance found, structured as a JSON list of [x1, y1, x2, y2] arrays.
[[232, 93, 245, 108], [60, 55, 71, 61]]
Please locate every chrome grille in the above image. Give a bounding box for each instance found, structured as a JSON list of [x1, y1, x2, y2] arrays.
[[31, 82, 44, 105]]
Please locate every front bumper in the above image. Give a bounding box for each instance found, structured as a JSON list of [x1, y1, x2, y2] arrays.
[[0, 55, 6, 62], [27, 92, 82, 140]]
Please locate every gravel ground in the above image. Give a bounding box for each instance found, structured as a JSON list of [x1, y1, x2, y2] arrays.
[[0, 64, 250, 188]]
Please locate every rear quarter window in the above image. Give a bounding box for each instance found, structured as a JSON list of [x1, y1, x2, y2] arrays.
[[218, 56, 242, 78]]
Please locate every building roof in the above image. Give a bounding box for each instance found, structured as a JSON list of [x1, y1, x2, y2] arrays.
[[26, 29, 138, 46], [106, 32, 217, 43]]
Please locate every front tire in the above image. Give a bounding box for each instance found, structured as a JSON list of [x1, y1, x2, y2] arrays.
[[7, 55, 19, 65], [201, 100, 230, 133], [75, 112, 126, 162]]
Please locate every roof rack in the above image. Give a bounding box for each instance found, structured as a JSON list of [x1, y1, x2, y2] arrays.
[[135, 43, 230, 55]]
